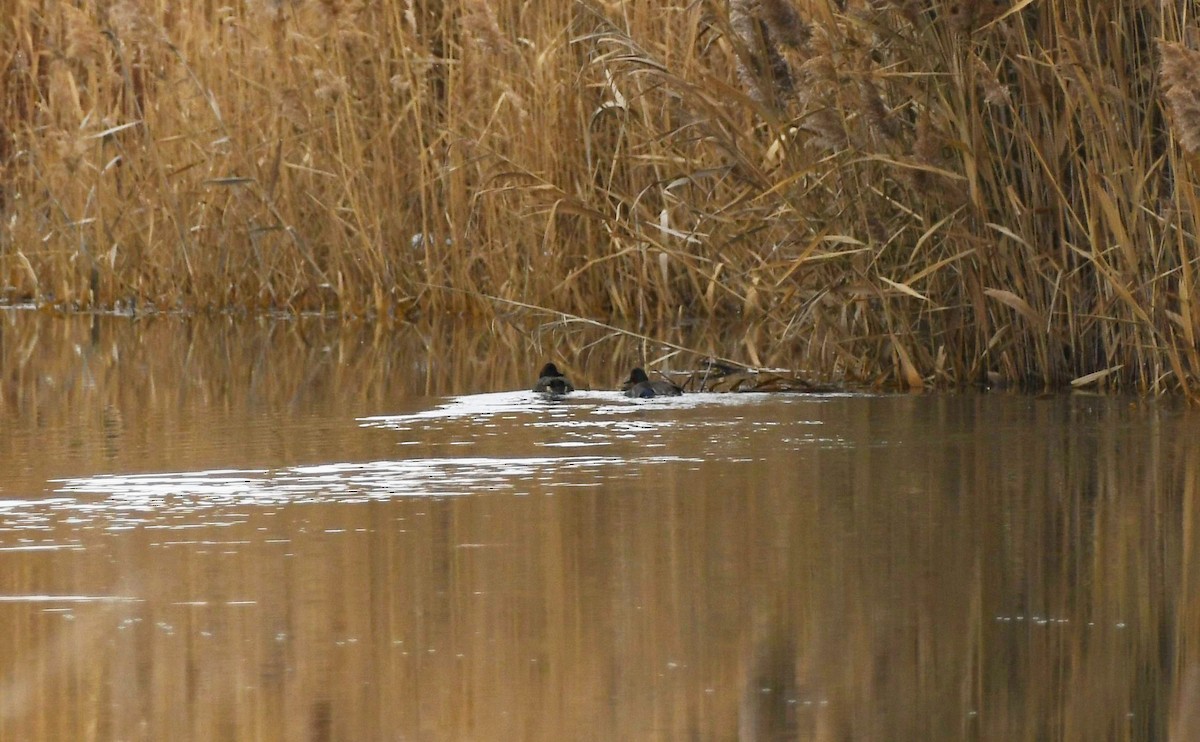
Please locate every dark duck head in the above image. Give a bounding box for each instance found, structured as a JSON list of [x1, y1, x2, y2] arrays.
[[622, 367, 682, 398], [533, 363, 575, 396]]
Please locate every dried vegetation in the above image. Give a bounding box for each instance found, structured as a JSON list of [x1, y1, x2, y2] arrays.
[[4, 0, 1200, 391]]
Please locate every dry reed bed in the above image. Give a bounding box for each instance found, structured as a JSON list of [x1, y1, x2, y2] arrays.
[[3, 0, 1200, 392]]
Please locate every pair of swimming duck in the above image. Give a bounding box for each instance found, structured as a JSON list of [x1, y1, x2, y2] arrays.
[[533, 363, 682, 398]]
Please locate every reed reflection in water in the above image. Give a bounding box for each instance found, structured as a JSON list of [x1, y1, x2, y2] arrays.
[[0, 310, 1198, 740]]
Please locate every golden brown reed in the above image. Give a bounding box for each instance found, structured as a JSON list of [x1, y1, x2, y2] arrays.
[[1161, 41, 1200, 155], [3, 0, 1200, 391]]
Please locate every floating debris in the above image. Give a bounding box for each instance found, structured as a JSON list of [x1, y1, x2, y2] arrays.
[[662, 358, 842, 394]]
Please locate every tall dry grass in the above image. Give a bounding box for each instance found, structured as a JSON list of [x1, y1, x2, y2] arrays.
[[3, 0, 1200, 391]]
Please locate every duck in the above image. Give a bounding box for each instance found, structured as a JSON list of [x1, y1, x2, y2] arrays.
[[622, 367, 683, 398], [533, 362, 574, 396]]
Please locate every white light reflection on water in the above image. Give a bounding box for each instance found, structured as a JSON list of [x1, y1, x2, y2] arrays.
[[53, 455, 693, 505], [359, 389, 820, 449], [358, 389, 782, 429], [0, 595, 141, 603], [0, 543, 84, 552], [19, 389, 827, 535], [34, 454, 701, 534]]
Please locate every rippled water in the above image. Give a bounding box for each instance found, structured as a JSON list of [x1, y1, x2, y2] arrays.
[[1, 310, 1198, 740]]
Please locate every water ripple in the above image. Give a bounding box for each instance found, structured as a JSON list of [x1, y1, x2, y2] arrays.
[[33, 453, 702, 532]]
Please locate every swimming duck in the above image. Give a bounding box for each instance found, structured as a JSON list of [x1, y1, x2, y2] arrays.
[[622, 367, 683, 398], [533, 363, 574, 396]]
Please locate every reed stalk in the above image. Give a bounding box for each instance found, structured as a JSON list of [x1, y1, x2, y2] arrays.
[[3, 0, 1200, 391]]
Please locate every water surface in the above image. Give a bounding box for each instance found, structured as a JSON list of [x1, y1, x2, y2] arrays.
[[1, 310, 1198, 740]]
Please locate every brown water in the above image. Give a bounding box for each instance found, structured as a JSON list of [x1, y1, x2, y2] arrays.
[[1, 310, 1198, 741]]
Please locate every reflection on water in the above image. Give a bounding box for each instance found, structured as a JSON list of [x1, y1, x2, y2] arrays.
[[0, 309, 1198, 740]]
